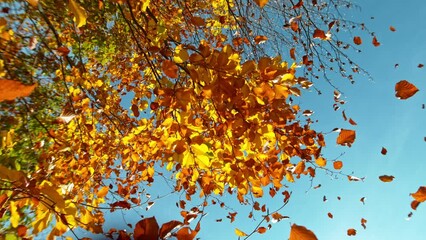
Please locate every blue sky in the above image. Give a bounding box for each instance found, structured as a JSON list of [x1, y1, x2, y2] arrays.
[[61, 0, 426, 239]]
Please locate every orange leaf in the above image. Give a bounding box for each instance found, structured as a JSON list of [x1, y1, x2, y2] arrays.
[[348, 118, 357, 125], [372, 36, 380, 47], [353, 36, 362, 45], [57, 46, 70, 56], [336, 129, 356, 146], [176, 227, 197, 240], [411, 200, 420, 210], [0, 80, 37, 102], [381, 147, 387, 155], [162, 60, 179, 78], [257, 227, 267, 234], [361, 218, 367, 229], [347, 228, 356, 236], [389, 26, 396, 32], [254, 0, 269, 8], [159, 220, 182, 239], [97, 186, 109, 198], [17, 225, 27, 237], [333, 161, 343, 170], [411, 186, 426, 202], [327, 212, 333, 219], [379, 175, 394, 182], [395, 80, 419, 100], [134, 217, 159, 240], [313, 29, 326, 40], [254, 35, 268, 44], [289, 224, 318, 240]]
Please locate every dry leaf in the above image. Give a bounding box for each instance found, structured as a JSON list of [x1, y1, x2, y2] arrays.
[[379, 175, 394, 182], [395, 80, 419, 100], [0, 79, 37, 102], [289, 224, 318, 240]]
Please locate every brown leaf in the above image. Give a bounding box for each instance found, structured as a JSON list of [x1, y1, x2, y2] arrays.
[[381, 147, 387, 155], [327, 212, 333, 219], [379, 175, 394, 182], [348, 118, 357, 125], [131, 104, 140, 118], [411, 200, 420, 210], [290, 48, 296, 60], [134, 217, 159, 240], [347, 228, 356, 236], [418, 64, 424, 68], [372, 36, 380, 47], [293, 0, 304, 9], [289, 224, 318, 240], [360, 197, 366, 205], [257, 227, 267, 234], [353, 36, 362, 45], [395, 80, 419, 100], [159, 220, 182, 239], [411, 186, 426, 202], [0, 80, 37, 102], [57, 46, 70, 56], [254, 35, 268, 44], [389, 26, 396, 32], [313, 29, 326, 40], [176, 227, 197, 240], [336, 129, 356, 146], [162, 60, 179, 78]]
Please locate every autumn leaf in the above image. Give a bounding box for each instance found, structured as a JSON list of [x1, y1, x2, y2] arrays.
[[347, 228, 356, 236], [159, 220, 182, 239], [68, 0, 87, 28], [361, 218, 367, 229], [134, 217, 159, 240], [327, 212, 333, 219], [336, 129, 356, 146], [379, 175, 394, 182], [289, 224, 318, 240], [293, 0, 304, 9], [290, 48, 296, 60], [97, 186, 109, 198], [235, 228, 248, 237], [381, 147, 387, 155], [411, 186, 426, 202], [17, 225, 27, 237], [0, 79, 37, 102], [418, 64, 424, 68], [372, 36, 380, 47], [257, 227, 267, 234], [389, 26, 396, 32], [353, 36, 362, 45], [395, 80, 419, 100], [254, 35, 268, 44], [348, 118, 357, 125], [254, 0, 269, 7], [27, 0, 39, 7], [411, 200, 420, 210], [333, 161, 343, 170], [162, 60, 179, 78], [313, 29, 326, 40], [315, 157, 326, 167]]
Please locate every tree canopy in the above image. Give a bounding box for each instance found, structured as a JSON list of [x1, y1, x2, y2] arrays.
[[0, 0, 423, 239]]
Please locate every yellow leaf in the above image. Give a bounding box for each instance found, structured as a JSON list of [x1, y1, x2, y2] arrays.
[[40, 182, 65, 209], [173, 45, 189, 63], [27, 0, 39, 7], [315, 157, 326, 167], [286, 171, 295, 183], [97, 186, 109, 198], [10, 201, 19, 228], [32, 205, 52, 234], [68, 0, 87, 28], [235, 228, 248, 237]]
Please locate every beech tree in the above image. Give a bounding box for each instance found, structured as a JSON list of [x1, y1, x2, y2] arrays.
[[1, 0, 419, 239]]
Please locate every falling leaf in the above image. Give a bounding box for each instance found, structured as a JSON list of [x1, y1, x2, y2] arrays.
[[418, 64, 424, 68], [162, 60, 179, 78], [372, 36, 380, 47], [411, 200, 420, 210], [290, 48, 296, 60], [336, 129, 356, 146], [254, 0, 269, 7], [68, 0, 87, 28], [289, 224, 318, 240], [254, 35, 268, 44], [97, 186, 109, 198], [327, 212, 333, 219], [292, 0, 304, 9], [235, 228, 248, 237], [56, 46, 70, 56], [353, 36, 362, 45], [411, 186, 426, 202], [395, 80, 419, 100], [134, 217, 159, 240], [360, 197, 366, 205], [315, 157, 326, 167], [347, 228, 356, 236], [381, 147, 387, 155], [394, 63, 399, 68], [361, 218, 367, 229], [389, 26, 396, 32], [333, 161, 343, 170], [0, 79, 37, 102], [323, 196, 327, 202], [379, 175, 394, 182]]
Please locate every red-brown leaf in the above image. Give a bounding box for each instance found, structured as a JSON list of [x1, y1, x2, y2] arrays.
[[379, 175, 394, 182], [289, 224, 318, 240], [395, 80, 419, 100], [381, 147, 387, 155], [313, 29, 326, 40], [159, 220, 182, 239], [389, 26, 396, 32], [353, 36, 362, 45], [372, 36, 380, 47], [162, 60, 179, 78], [134, 217, 159, 240], [336, 129, 356, 146], [347, 228, 356, 236], [411, 200, 420, 210], [411, 186, 426, 202]]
